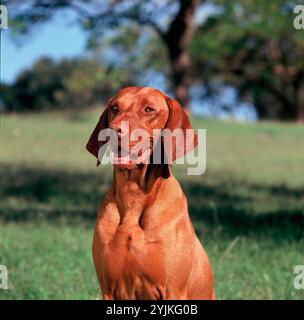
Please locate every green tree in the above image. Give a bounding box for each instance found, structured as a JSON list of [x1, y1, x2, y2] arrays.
[[9, 0, 205, 109], [191, 0, 304, 121], [1, 57, 134, 111], [7, 57, 65, 111]]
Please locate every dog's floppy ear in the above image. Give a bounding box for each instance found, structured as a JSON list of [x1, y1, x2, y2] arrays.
[[163, 95, 198, 163], [86, 107, 109, 165]]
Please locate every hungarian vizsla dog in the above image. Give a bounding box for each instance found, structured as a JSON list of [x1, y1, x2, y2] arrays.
[[86, 86, 215, 300]]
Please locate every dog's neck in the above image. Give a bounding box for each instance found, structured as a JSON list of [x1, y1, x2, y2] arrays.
[[112, 164, 171, 222], [113, 164, 170, 192]]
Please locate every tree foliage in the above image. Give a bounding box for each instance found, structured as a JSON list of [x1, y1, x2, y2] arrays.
[[9, 0, 204, 109], [191, 0, 304, 120], [5, 0, 304, 120], [1, 57, 134, 111]]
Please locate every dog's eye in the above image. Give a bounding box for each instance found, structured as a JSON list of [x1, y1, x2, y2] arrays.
[[110, 104, 119, 113], [144, 106, 154, 113]]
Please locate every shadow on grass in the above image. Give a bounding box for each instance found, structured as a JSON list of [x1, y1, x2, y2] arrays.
[[0, 164, 111, 225], [0, 164, 303, 240], [185, 179, 304, 241]]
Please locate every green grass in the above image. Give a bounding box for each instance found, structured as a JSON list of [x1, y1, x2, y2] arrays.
[[0, 110, 304, 300]]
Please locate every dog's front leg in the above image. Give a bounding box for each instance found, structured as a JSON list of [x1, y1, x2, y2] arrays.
[[102, 293, 114, 300]]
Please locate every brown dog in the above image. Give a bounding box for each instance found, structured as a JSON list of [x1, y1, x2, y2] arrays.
[[86, 86, 215, 300]]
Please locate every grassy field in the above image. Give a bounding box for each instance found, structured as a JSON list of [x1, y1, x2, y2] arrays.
[[0, 110, 304, 300]]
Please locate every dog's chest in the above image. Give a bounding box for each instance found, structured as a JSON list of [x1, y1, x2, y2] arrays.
[[95, 222, 167, 299], [93, 178, 185, 299]]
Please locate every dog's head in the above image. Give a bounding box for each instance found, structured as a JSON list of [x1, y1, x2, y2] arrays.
[[86, 86, 198, 169]]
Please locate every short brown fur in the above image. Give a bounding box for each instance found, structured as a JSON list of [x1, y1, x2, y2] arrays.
[[87, 86, 215, 300]]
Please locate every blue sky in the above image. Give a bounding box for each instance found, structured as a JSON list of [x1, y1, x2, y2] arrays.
[[2, 16, 86, 84]]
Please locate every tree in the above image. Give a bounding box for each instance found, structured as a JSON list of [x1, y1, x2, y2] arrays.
[[9, 0, 204, 110], [191, 0, 304, 121], [1, 56, 134, 111]]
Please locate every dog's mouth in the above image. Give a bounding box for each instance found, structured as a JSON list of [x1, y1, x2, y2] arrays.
[[112, 144, 152, 168]]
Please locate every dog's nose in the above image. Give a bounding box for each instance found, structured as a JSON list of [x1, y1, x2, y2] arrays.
[[111, 124, 128, 137]]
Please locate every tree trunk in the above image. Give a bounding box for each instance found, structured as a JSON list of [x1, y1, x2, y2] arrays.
[[170, 48, 192, 111], [294, 81, 304, 122], [249, 77, 303, 121], [276, 100, 304, 122], [296, 105, 304, 122], [164, 0, 201, 110]]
